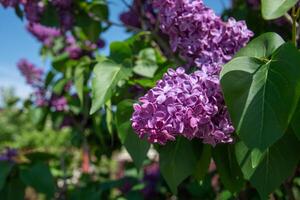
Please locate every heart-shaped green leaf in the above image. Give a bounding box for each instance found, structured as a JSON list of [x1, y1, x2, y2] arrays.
[[221, 43, 300, 150], [261, 0, 298, 20]]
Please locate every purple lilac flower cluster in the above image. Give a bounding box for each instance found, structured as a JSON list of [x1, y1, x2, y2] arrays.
[[131, 0, 253, 146], [17, 59, 43, 86], [0, 0, 20, 8], [153, 0, 253, 70], [132, 68, 233, 146], [50, 95, 68, 111], [17, 59, 68, 111], [120, 0, 156, 29], [0, 148, 18, 162], [51, 0, 74, 30], [27, 23, 61, 47], [142, 162, 160, 198]]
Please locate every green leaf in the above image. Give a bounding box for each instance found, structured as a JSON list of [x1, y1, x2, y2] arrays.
[[20, 162, 55, 197], [291, 102, 300, 140], [109, 41, 132, 64], [52, 53, 69, 71], [261, 0, 298, 20], [90, 60, 132, 114], [74, 63, 89, 105], [116, 100, 136, 143], [52, 78, 68, 95], [158, 138, 198, 194], [124, 130, 150, 169], [30, 107, 48, 131], [88, 1, 109, 20], [105, 101, 113, 135], [0, 178, 25, 200], [0, 162, 13, 191], [193, 144, 211, 181], [40, 4, 60, 27], [45, 70, 55, 88], [236, 131, 300, 199], [76, 12, 102, 43], [221, 43, 300, 151], [116, 100, 150, 169], [212, 144, 245, 193], [133, 48, 158, 78], [235, 32, 285, 58]]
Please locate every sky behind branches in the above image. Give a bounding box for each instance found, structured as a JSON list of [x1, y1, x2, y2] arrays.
[[0, 0, 230, 99]]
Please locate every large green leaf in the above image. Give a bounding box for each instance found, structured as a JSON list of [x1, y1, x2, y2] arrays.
[[212, 144, 245, 193], [261, 0, 298, 20], [116, 100, 150, 168], [90, 60, 132, 114], [291, 102, 300, 140], [235, 132, 300, 198], [221, 43, 300, 151], [116, 100, 150, 169], [193, 144, 211, 181], [0, 162, 13, 190], [0, 178, 25, 200], [124, 130, 150, 169], [20, 162, 55, 197], [116, 100, 136, 143], [158, 138, 198, 194], [133, 48, 158, 78], [235, 32, 284, 58]]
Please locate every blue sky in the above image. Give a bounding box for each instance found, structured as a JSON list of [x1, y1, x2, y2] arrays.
[[0, 0, 230, 99]]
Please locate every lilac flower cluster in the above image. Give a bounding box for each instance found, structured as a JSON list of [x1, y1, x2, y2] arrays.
[[132, 68, 234, 146], [142, 162, 160, 198], [17, 59, 68, 111], [0, 148, 18, 162], [0, 0, 20, 8], [17, 59, 43, 87], [24, 0, 44, 22], [51, 0, 74, 30], [50, 95, 68, 111], [27, 23, 61, 47], [120, 0, 156, 29], [153, 0, 253, 70]]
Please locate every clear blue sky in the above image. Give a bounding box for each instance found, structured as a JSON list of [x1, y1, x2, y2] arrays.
[[0, 0, 230, 99]]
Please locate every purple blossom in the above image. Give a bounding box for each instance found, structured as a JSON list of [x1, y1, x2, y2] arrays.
[[27, 23, 61, 46], [34, 88, 47, 106], [120, 10, 141, 28], [51, 0, 72, 9], [131, 68, 234, 146], [23, 0, 44, 22], [51, 95, 68, 111], [0, 0, 19, 8], [97, 39, 105, 49], [59, 10, 74, 31], [0, 148, 18, 162], [142, 162, 160, 198], [120, 0, 156, 29], [17, 59, 43, 87], [246, 0, 260, 9], [65, 35, 83, 59], [154, 0, 253, 70]]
